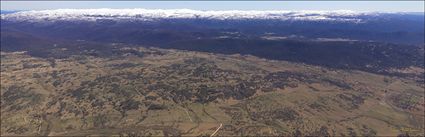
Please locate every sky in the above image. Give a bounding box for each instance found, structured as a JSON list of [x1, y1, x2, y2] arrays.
[[1, 1, 424, 12]]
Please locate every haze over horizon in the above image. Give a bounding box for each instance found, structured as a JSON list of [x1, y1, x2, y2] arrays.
[[1, 1, 424, 12]]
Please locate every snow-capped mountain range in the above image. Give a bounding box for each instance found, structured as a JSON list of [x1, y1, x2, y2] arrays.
[[2, 9, 423, 45], [1, 8, 390, 23]]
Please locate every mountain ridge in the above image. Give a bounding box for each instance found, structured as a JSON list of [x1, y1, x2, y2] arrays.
[[2, 8, 418, 23]]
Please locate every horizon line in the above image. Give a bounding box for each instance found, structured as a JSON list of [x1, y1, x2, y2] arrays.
[[1, 8, 425, 13]]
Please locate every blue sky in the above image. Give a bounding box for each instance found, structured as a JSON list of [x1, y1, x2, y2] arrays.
[[1, 1, 424, 12]]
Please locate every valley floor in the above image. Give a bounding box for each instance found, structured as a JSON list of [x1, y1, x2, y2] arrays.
[[1, 47, 424, 136]]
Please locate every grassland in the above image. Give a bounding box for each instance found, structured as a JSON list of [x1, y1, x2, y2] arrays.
[[1, 46, 424, 136]]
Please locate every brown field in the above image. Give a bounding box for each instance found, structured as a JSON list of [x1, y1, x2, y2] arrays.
[[1, 47, 424, 136]]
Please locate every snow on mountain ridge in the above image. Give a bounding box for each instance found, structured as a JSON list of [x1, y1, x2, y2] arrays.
[[1, 8, 383, 22]]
